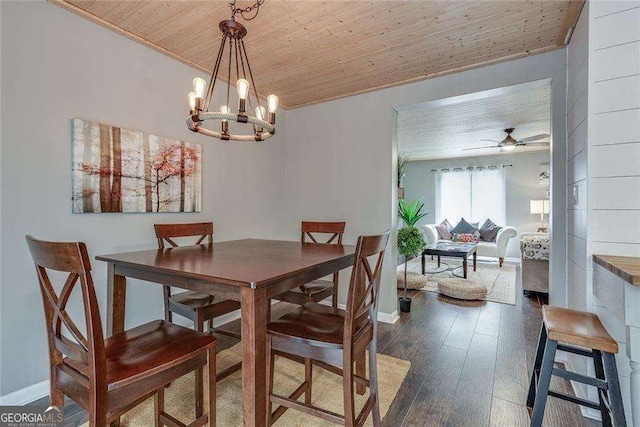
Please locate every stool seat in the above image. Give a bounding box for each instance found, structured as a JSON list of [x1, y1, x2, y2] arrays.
[[542, 306, 618, 354]]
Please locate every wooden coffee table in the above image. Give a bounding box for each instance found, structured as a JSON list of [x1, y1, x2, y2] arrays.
[[421, 242, 477, 279]]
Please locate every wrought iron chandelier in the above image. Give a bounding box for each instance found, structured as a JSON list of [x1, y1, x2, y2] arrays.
[[186, 0, 278, 141]]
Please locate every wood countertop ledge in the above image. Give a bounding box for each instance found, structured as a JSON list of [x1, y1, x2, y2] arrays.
[[593, 254, 640, 286]]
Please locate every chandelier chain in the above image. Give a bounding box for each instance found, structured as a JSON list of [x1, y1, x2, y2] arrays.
[[230, 0, 265, 21]]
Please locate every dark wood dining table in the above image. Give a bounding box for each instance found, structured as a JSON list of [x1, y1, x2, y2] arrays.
[[96, 238, 356, 426]]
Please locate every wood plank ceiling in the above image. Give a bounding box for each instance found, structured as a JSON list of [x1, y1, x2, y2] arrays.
[[398, 84, 551, 161], [52, 0, 584, 109]]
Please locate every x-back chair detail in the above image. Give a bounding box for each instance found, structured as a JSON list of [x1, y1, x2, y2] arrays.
[[154, 222, 242, 384], [266, 231, 389, 426], [26, 235, 216, 427]]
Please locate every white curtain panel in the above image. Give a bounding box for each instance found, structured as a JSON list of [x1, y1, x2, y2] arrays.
[[435, 167, 506, 226]]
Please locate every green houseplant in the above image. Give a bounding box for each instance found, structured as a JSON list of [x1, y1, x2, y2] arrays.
[[397, 152, 410, 187], [397, 199, 427, 312]]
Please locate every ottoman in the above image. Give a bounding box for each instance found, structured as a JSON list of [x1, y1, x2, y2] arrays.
[[520, 233, 549, 295], [438, 278, 487, 300]]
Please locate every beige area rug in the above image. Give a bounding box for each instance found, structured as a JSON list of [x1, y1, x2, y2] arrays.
[[397, 257, 517, 305], [84, 343, 410, 426]]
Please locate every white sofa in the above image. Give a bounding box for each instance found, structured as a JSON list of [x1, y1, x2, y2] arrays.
[[420, 224, 518, 266]]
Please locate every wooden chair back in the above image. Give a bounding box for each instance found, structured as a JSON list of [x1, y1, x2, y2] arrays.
[[25, 235, 105, 387], [300, 221, 346, 245], [154, 222, 214, 249], [344, 231, 390, 341]]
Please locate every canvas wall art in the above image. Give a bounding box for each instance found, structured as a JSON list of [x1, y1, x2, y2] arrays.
[[72, 119, 202, 213]]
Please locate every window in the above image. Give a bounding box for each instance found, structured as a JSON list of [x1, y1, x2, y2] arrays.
[[435, 167, 506, 225]]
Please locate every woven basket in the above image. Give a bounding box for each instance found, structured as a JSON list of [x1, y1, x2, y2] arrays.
[[438, 278, 487, 300]]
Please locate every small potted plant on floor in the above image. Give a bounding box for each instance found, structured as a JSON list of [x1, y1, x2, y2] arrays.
[[398, 199, 427, 313]]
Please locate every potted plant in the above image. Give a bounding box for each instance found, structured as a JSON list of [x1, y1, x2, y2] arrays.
[[397, 152, 409, 199], [397, 199, 427, 312]]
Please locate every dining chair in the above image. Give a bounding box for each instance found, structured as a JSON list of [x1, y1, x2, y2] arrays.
[[265, 231, 389, 426], [26, 235, 216, 427], [273, 221, 346, 308], [154, 222, 242, 382]]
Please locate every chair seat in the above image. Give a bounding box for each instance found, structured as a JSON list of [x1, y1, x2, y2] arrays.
[[542, 306, 618, 353], [268, 303, 368, 348], [170, 291, 217, 310], [275, 280, 335, 306], [294, 280, 334, 296], [66, 320, 216, 389]]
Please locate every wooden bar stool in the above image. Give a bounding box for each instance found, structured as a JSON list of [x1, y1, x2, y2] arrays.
[[527, 305, 627, 427], [266, 231, 389, 426], [26, 235, 216, 427], [154, 222, 242, 384]]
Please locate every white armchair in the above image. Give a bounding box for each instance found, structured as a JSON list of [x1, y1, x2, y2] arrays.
[[420, 224, 517, 266]]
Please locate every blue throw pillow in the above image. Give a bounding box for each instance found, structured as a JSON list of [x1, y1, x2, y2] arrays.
[[451, 218, 479, 235], [479, 219, 502, 242]]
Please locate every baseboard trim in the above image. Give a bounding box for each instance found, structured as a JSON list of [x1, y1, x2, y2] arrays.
[[0, 379, 50, 405]]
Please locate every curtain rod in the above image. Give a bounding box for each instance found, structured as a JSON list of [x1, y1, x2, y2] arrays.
[[431, 164, 512, 172]]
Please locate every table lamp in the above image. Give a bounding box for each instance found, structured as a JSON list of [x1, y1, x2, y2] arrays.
[[530, 199, 550, 230]]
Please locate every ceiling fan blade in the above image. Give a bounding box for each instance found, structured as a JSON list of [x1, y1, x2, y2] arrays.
[[523, 141, 550, 146], [519, 133, 550, 143], [463, 145, 500, 151], [480, 139, 501, 143]]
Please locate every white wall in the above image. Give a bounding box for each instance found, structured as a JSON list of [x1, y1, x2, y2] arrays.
[[588, 1, 640, 423], [403, 152, 550, 259], [284, 48, 568, 315], [0, 1, 287, 397], [565, 0, 591, 405]]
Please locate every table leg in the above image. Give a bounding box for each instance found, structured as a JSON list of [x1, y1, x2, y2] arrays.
[[421, 253, 426, 275], [473, 251, 477, 272], [107, 263, 126, 337], [241, 287, 269, 427], [463, 259, 468, 279], [437, 255, 441, 268], [106, 263, 126, 427]]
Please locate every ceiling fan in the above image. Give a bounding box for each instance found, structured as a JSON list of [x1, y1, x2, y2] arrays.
[[463, 128, 550, 152]]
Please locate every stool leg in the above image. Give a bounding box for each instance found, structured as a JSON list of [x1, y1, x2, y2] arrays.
[[603, 352, 627, 427], [530, 338, 557, 427], [527, 324, 548, 408], [593, 350, 613, 427]]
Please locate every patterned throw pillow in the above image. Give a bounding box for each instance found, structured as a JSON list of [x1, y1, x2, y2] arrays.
[[451, 218, 479, 235], [479, 219, 502, 242], [435, 219, 453, 240], [452, 232, 480, 243]]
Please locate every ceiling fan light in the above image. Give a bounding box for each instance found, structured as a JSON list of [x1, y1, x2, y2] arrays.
[[502, 145, 516, 151]]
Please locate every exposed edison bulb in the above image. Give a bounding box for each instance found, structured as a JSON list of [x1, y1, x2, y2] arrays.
[[267, 94, 279, 113], [236, 79, 250, 100], [188, 92, 197, 110], [255, 106, 266, 121], [192, 78, 207, 98], [220, 105, 231, 123], [503, 145, 516, 151]]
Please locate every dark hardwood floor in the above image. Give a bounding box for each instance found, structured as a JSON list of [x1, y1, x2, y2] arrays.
[[380, 286, 600, 426], [33, 263, 600, 426]]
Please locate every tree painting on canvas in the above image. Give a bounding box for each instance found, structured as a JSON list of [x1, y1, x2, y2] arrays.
[[72, 119, 202, 213]]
